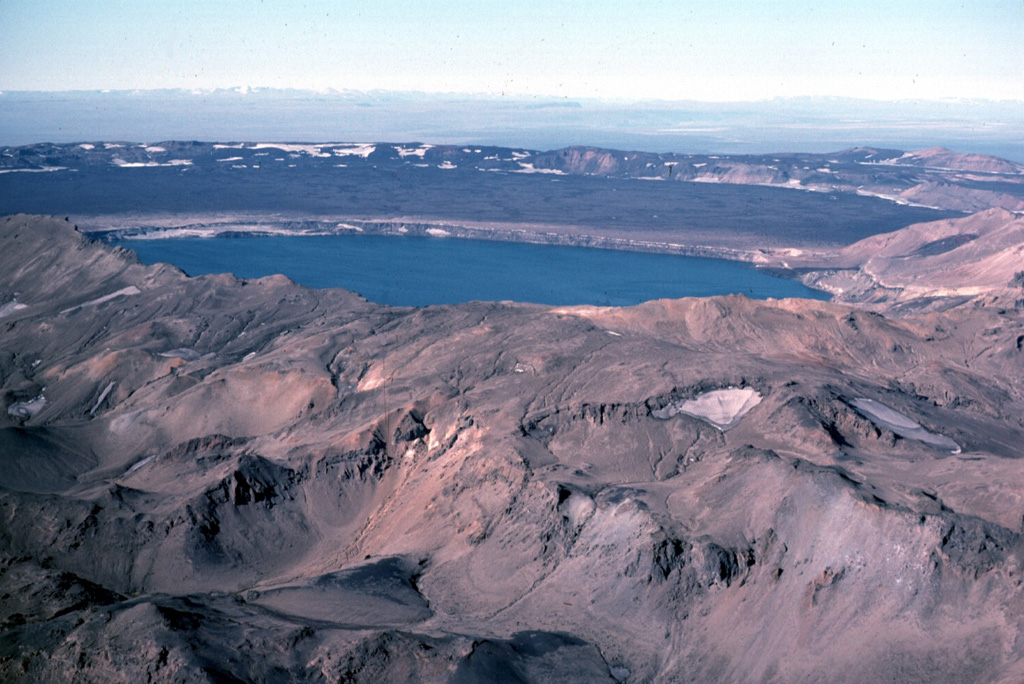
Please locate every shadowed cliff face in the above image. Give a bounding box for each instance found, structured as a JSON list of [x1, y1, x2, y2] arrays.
[[3, 215, 1024, 682]]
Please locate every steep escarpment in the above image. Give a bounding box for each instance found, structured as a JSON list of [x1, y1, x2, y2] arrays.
[[529, 144, 1024, 213], [3, 215, 1024, 682]]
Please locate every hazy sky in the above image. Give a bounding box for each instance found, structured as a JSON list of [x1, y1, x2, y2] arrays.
[[2, 0, 1021, 101]]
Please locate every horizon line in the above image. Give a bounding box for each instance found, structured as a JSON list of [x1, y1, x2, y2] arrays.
[[2, 87, 1024, 108]]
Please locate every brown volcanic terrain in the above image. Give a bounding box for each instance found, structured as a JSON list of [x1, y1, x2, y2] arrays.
[[791, 208, 1024, 313], [3, 214, 1024, 682]]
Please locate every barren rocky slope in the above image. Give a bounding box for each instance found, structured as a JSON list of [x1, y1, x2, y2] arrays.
[[792, 208, 1024, 313], [3, 215, 1024, 682]]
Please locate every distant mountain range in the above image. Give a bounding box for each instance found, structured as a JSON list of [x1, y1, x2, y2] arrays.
[[3, 139, 1022, 215], [3, 89, 1024, 162]]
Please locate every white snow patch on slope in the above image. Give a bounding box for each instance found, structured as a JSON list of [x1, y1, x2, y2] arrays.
[[145, 146, 166, 153], [426, 228, 450, 237], [90, 381, 115, 415], [112, 159, 192, 168], [395, 144, 433, 158], [60, 286, 141, 314], [654, 387, 761, 430], [0, 167, 67, 174], [0, 300, 28, 318], [849, 398, 960, 453], [8, 395, 46, 420], [159, 348, 201, 361], [217, 157, 244, 162], [332, 144, 376, 158], [252, 143, 331, 157], [123, 454, 157, 477], [78, 143, 95, 150], [513, 162, 565, 175]]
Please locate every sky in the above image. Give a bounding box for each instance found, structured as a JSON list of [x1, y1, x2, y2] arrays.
[[1, 0, 1022, 102]]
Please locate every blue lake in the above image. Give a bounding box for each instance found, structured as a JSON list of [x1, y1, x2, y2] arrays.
[[116, 234, 830, 307]]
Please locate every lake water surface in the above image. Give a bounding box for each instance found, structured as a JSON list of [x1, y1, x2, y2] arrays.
[[117, 234, 829, 307]]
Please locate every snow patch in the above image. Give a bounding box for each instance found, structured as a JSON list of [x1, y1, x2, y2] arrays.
[[123, 454, 157, 477], [0, 167, 67, 174], [849, 398, 960, 453], [610, 665, 631, 682], [159, 348, 201, 361], [145, 146, 166, 153], [60, 286, 141, 314], [78, 143, 95, 150], [513, 162, 566, 175], [0, 299, 28, 317], [438, 161, 457, 169], [90, 381, 115, 415], [8, 394, 46, 420], [332, 144, 376, 158], [252, 143, 331, 157], [112, 159, 192, 168], [654, 387, 761, 430], [395, 144, 433, 158], [426, 228, 450, 237]]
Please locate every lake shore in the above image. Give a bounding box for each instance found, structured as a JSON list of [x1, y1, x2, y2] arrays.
[[81, 211, 819, 265], [110, 230, 829, 307]]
